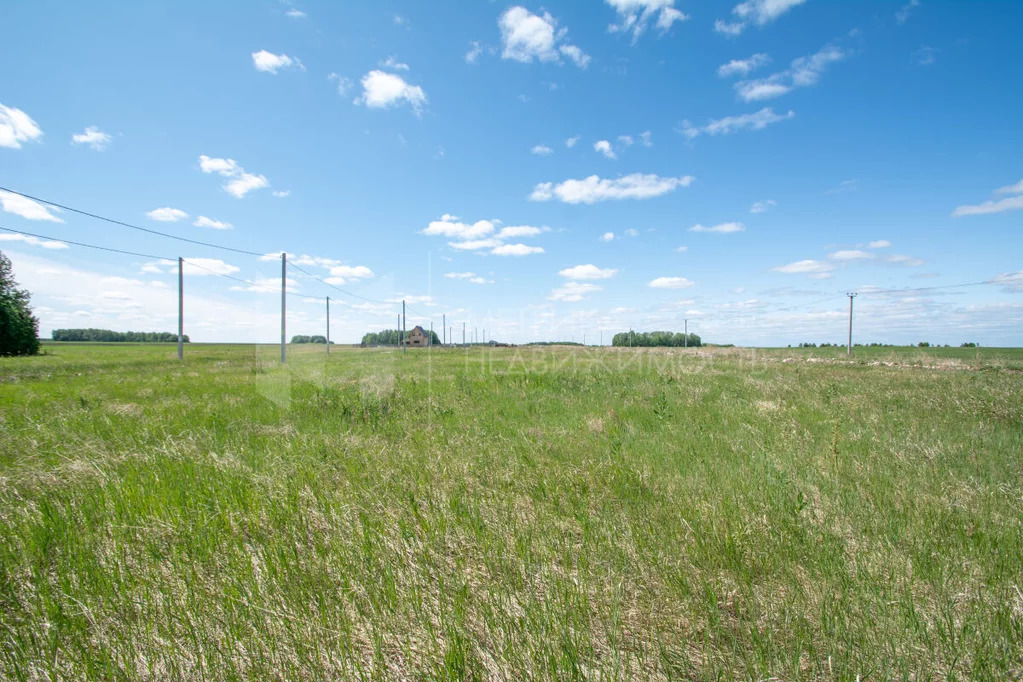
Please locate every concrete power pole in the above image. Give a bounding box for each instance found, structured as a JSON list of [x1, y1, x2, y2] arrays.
[[281, 252, 287, 364], [177, 257, 184, 360], [684, 319, 688, 348], [463, 322, 466, 346], [402, 300, 406, 355], [847, 293, 857, 356], [326, 296, 330, 354], [443, 313, 446, 345]]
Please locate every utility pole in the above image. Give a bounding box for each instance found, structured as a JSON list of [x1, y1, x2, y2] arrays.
[[281, 252, 287, 364], [177, 257, 184, 360], [847, 293, 857, 356], [443, 313, 446, 345], [463, 322, 466, 346], [684, 319, 688, 348], [402, 300, 406, 355], [326, 296, 330, 354]]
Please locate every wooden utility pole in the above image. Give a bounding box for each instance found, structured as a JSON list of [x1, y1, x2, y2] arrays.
[[177, 257, 184, 360], [281, 252, 287, 364]]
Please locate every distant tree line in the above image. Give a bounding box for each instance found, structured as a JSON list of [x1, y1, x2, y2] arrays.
[[361, 328, 441, 346], [612, 331, 701, 347], [525, 341, 582, 346], [793, 342, 981, 348], [52, 329, 188, 343], [290, 335, 331, 344]]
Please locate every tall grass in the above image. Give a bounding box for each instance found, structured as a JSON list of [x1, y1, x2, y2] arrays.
[[1, 343, 1021, 679]]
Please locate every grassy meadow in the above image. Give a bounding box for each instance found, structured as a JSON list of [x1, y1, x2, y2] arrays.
[[1, 342, 1021, 680]]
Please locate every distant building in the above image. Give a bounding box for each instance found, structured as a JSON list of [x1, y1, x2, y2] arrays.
[[408, 325, 429, 346]]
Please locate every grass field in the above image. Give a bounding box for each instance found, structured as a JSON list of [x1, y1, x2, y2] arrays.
[[1, 342, 1021, 680]]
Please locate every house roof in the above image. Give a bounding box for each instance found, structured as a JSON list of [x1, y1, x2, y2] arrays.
[[410, 325, 426, 334]]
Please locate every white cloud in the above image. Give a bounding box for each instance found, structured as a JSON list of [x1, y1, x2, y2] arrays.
[[649, 276, 694, 289], [735, 46, 848, 102], [594, 139, 616, 159], [995, 178, 1023, 195], [549, 281, 601, 302], [272, 190, 291, 198], [531, 173, 694, 204], [445, 271, 493, 284], [251, 50, 303, 74], [0, 104, 43, 149], [355, 70, 427, 114], [423, 217, 496, 239], [465, 41, 483, 64], [531, 144, 553, 156], [914, 45, 937, 66], [0, 233, 68, 249], [680, 107, 794, 139], [606, 0, 687, 41], [868, 240, 891, 248], [193, 216, 233, 230], [689, 222, 745, 233], [625, 228, 639, 237], [676, 245, 688, 252], [71, 126, 112, 151], [0, 191, 63, 222], [498, 6, 588, 68], [717, 53, 771, 78], [559, 264, 618, 280], [715, 0, 806, 36], [198, 155, 270, 198], [565, 135, 580, 148], [750, 199, 776, 213], [328, 73, 353, 96], [449, 238, 502, 251], [329, 265, 374, 281], [992, 271, 1023, 293], [829, 249, 873, 261], [640, 130, 653, 147], [771, 259, 835, 278], [381, 56, 410, 71], [285, 9, 306, 18], [953, 195, 1023, 217], [895, 0, 920, 25], [884, 254, 924, 267], [600, 232, 615, 242], [183, 258, 240, 276], [497, 225, 545, 238], [231, 277, 298, 293], [493, 243, 544, 256], [146, 207, 188, 222]]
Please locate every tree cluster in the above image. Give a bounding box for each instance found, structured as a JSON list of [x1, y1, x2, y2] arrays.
[[290, 335, 330, 344], [361, 328, 441, 346], [52, 329, 188, 343], [0, 251, 40, 356], [611, 331, 701, 348]]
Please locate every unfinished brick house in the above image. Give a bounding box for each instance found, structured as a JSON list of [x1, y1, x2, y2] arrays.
[[408, 325, 429, 346]]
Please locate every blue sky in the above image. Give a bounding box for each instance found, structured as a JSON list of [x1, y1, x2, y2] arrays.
[[1, 0, 1021, 345]]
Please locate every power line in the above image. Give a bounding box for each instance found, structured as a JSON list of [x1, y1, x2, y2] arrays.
[[0, 186, 266, 257], [0, 224, 172, 260], [853, 280, 995, 296], [287, 261, 394, 305]]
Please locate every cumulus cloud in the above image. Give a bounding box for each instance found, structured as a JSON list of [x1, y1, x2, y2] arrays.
[[734, 45, 848, 101], [497, 225, 546, 238], [285, 8, 306, 18], [531, 144, 553, 155], [328, 73, 353, 96], [750, 199, 776, 213], [71, 126, 112, 151], [715, 0, 806, 36], [0, 233, 68, 249], [549, 281, 601, 302], [829, 249, 873, 261], [649, 276, 694, 289], [0, 104, 43, 149], [445, 271, 493, 284], [559, 264, 618, 280], [895, 0, 920, 25], [198, 155, 270, 198], [952, 178, 1023, 217], [492, 243, 544, 256], [606, 0, 687, 41], [465, 41, 484, 64], [0, 191, 63, 222], [146, 207, 189, 222], [355, 70, 427, 114], [689, 222, 745, 233], [600, 232, 615, 242], [530, 173, 694, 204], [380, 56, 410, 71], [771, 259, 835, 278], [193, 216, 233, 230], [423, 214, 546, 256], [680, 107, 794, 138], [594, 140, 616, 159], [423, 217, 496, 240], [717, 53, 771, 78], [251, 50, 303, 74], [499, 6, 589, 68], [565, 135, 580, 148], [868, 240, 891, 248]]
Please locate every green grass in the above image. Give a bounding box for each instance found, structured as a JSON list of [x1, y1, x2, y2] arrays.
[[1, 342, 1021, 680]]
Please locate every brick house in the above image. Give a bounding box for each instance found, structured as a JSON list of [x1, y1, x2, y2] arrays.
[[408, 325, 429, 346]]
